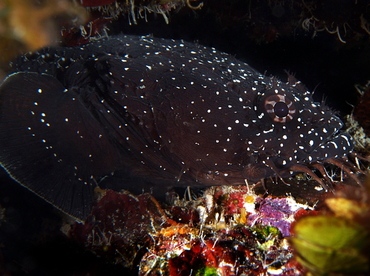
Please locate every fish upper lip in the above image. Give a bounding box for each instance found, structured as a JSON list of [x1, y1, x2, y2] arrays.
[[321, 130, 348, 145]]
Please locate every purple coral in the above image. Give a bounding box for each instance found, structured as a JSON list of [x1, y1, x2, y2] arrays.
[[248, 197, 297, 237]]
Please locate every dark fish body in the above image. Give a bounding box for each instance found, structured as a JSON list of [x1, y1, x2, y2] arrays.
[[0, 35, 353, 220]]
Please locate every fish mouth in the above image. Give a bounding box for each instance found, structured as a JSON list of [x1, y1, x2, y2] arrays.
[[282, 132, 363, 189], [306, 132, 353, 162], [254, 132, 363, 190]]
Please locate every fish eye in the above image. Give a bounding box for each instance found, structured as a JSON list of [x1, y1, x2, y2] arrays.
[[274, 101, 289, 117], [264, 94, 296, 123]]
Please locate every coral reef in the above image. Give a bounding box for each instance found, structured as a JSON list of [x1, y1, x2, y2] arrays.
[[7, 0, 88, 50], [69, 190, 170, 267], [353, 82, 370, 137], [65, 180, 370, 275], [67, 185, 317, 275]]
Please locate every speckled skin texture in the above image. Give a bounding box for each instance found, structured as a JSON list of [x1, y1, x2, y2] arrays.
[[0, 35, 353, 220]]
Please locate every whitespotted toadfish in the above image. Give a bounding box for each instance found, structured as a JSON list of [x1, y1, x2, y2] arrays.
[[0, 35, 356, 220]]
